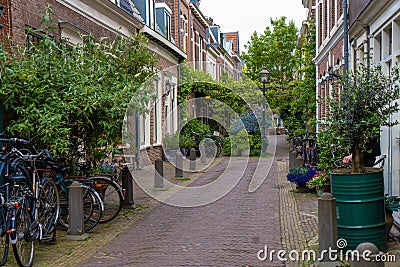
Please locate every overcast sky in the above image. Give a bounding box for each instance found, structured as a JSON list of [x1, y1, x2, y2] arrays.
[[199, 0, 307, 54]]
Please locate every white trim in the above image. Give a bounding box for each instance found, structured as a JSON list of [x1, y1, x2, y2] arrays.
[[140, 26, 187, 59], [155, 2, 172, 15], [58, 0, 144, 37]]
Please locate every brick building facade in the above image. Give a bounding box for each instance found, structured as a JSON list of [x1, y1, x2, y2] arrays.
[[0, 0, 242, 167]]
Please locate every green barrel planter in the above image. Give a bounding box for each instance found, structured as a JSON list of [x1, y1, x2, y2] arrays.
[[331, 168, 386, 252]]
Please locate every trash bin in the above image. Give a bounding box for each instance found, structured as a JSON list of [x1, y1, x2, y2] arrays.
[[331, 168, 386, 252]]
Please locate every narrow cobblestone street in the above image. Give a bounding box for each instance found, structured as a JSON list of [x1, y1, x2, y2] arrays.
[[78, 138, 284, 267], [28, 135, 320, 267]]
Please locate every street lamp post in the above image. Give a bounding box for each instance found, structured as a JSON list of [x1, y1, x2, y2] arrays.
[[259, 67, 269, 157]]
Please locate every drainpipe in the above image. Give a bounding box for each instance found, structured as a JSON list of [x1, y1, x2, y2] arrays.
[[178, 0, 181, 49], [136, 111, 141, 170], [343, 0, 349, 71]]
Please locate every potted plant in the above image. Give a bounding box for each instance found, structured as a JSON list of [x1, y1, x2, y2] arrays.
[[327, 64, 400, 173], [178, 133, 195, 157], [306, 171, 328, 196], [326, 64, 400, 251], [230, 129, 253, 156], [385, 195, 400, 238], [286, 167, 317, 193], [163, 133, 179, 162]]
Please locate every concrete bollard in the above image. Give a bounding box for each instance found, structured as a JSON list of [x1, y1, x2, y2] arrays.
[[154, 158, 164, 188], [122, 167, 136, 209], [199, 144, 206, 164], [289, 149, 297, 169], [189, 148, 196, 171], [290, 139, 294, 151], [318, 193, 338, 262], [175, 152, 183, 178], [66, 181, 89, 240], [351, 243, 384, 267]]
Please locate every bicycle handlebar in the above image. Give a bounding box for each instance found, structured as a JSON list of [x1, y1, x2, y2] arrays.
[[0, 137, 30, 145], [11, 147, 46, 160]]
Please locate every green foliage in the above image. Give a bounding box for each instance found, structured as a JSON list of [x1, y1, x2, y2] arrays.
[[163, 133, 179, 150], [242, 17, 298, 85], [0, 7, 156, 166], [385, 195, 400, 212], [326, 64, 400, 173], [178, 133, 195, 149], [242, 17, 316, 134], [230, 129, 252, 156], [249, 133, 262, 156], [316, 129, 349, 173], [180, 119, 211, 137], [223, 137, 232, 156]]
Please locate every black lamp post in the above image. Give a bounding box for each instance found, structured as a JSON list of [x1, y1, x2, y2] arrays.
[[259, 67, 269, 157]]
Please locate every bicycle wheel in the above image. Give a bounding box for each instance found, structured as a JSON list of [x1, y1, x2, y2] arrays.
[[203, 139, 217, 158], [38, 179, 60, 242], [88, 177, 123, 223], [58, 185, 103, 232], [0, 208, 9, 266], [12, 202, 34, 267], [82, 186, 103, 231], [57, 189, 69, 231]]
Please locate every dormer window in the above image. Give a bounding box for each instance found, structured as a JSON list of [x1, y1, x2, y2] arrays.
[[155, 3, 172, 40], [129, 0, 155, 29]]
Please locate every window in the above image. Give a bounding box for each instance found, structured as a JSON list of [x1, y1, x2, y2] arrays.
[[155, 3, 172, 40], [131, 0, 155, 29], [199, 37, 203, 69], [26, 28, 43, 52]]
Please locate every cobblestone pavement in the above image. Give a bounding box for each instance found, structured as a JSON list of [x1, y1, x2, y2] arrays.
[[12, 135, 323, 267], [78, 146, 283, 266]]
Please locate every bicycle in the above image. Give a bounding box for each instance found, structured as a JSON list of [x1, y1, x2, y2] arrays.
[[75, 161, 125, 223], [293, 132, 318, 167], [36, 153, 104, 232], [0, 138, 60, 267], [10, 147, 61, 266], [192, 131, 224, 158]]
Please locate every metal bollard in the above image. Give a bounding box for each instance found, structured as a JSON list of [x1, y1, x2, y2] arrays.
[[122, 167, 136, 209], [154, 158, 164, 188], [318, 193, 338, 262], [351, 243, 384, 267], [199, 144, 206, 164], [175, 152, 183, 178], [66, 181, 89, 240], [189, 148, 196, 171]]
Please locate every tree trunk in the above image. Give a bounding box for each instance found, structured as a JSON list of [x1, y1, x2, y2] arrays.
[[352, 145, 365, 173]]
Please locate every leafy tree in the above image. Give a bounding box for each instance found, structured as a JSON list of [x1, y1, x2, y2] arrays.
[[242, 17, 317, 135], [0, 7, 156, 167], [326, 64, 400, 173]]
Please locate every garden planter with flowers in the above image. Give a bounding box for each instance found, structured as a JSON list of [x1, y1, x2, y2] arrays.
[[286, 167, 317, 193], [306, 171, 328, 196]]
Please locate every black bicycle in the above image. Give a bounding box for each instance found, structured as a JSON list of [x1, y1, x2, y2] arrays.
[[192, 132, 224, 158], [293, 132, 318, 167], [0, 138, 60, 267]]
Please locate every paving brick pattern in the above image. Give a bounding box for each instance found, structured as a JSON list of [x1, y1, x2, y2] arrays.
[[279, 161, 319, 250], [73, 137, 302, 267]]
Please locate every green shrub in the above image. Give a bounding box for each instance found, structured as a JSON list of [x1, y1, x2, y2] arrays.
[[249, 133, 262, 156]]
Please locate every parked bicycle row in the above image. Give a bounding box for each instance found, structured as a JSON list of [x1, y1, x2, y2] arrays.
[[0, 137, 125, 267]]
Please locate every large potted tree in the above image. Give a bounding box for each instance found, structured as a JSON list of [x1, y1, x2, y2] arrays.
[[325, 64, 400, 252]]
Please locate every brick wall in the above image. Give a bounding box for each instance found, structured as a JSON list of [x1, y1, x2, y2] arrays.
[[8, 0, 117, 47], [5, 0, 181, 168]]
